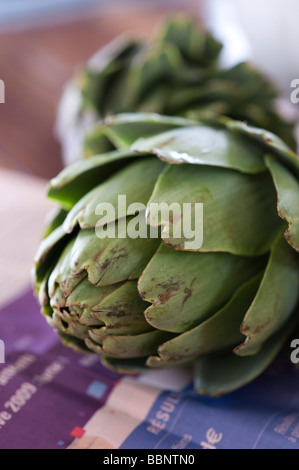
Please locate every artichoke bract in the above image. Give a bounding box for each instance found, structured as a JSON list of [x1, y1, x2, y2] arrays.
[[56, 15, 295, 165], [34, 113, 299, 396]]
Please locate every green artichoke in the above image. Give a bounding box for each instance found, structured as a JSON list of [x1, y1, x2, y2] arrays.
[[57, 15, 296, 165], [34, 113, 299, 396]]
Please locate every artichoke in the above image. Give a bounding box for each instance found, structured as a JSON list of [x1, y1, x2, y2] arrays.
[[34, 113, 299, 396], [56, 15, 296, 165]]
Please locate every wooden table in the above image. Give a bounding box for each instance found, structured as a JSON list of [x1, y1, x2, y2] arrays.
[[0, 1, 199, 179]]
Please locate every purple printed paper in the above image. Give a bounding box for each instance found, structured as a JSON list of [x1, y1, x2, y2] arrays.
[[0, 289, 299, 449]]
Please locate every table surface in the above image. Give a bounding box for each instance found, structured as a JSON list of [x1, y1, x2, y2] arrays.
[[0, 1, 199, 179]]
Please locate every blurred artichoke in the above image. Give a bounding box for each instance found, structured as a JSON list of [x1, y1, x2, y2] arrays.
[[56, 15, 296, 165], [34, 113, 299, 396]]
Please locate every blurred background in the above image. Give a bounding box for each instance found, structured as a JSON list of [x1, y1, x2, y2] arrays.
[[1, 0, 298, 179], [0, 0, 199, 179]]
